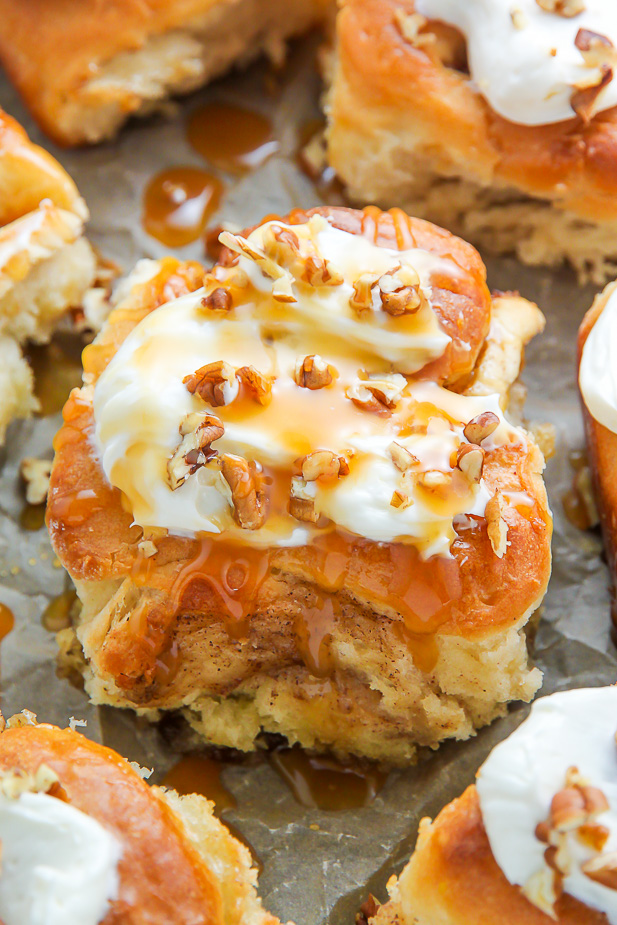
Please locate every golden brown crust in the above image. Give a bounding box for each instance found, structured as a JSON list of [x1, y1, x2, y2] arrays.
[[332, 0, 617, 222], [578, 286, 617, 615], [373, 786, 607, 925], [0, 0, 331, 146], [46, 206, 551, 757], [0, 723, 223, 924]]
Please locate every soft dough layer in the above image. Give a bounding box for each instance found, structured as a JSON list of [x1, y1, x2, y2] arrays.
[[47, 206, 552, 765], [326, 0, 617, 282], [0, 0, 332, 146]]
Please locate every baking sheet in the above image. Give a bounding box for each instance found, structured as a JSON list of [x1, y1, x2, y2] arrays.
[[1, 36, 616, 925]]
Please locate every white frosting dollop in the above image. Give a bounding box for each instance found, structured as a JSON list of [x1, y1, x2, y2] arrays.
[[477, 687, 617, 922], [0, 791, 122, 925], [92, 216, 522, 556], [580, 286, 617, 434], [415, 0, 617, 125]]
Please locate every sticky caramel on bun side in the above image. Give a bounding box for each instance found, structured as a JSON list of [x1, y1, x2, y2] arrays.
[[327, 0, 617, 283], [47, 205, 551, 765]]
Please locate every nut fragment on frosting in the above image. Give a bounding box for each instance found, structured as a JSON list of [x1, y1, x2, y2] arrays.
[[93, 215, 525, 557], [477, 687, 617, 922]]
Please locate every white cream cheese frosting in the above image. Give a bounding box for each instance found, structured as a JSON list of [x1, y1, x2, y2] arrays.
[[477, 686, 617, 921], [415, 0, 617, 126], [93, 216, 523, 557], [0, 790, 122, 925], [580, 286, 617, 434]]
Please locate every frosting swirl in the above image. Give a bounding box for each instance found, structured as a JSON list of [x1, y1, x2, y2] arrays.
[[93, 216, 522, 557], [415, 0, 617, 126], [477, 687, 617, 922]]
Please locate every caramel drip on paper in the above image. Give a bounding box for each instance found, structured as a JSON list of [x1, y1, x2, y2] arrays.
[[187, 103, 278, 174], [269, 747, 388, 811], [162, 755, 236, 810], [142, 167, 224, 248]]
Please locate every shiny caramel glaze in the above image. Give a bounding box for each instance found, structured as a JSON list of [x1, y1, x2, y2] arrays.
[[142, 167, 224, 248], [187, 103, 278, 175], [46, 210, 551, 717], [0, 724, 223, 923], [269, 746, 388, 810]]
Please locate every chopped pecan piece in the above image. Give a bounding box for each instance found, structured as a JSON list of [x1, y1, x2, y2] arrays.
[[578, 824, 610, 851], [272, 274, 298, 303], [571, 29, 616, 121], [183, 361, 236, 407], [294, 354, 333, 389], [347, 373, 407, 412], [301, 450, 347, 482], [301, 254, 344, 287], [536, 0, 585, 15], [350, 273, 379, 313], [378, 266, 426, 317], [393, 9, 436, 48], [390, 489, 413, 510], [356, 894, 381, 925], [550, 787, 587, 831], [418, 470, 450, 490], [582, 852, 617, 889], [463, 411, 500, 445], [456, 444, 485, 483], [289, 476, 319, 523], [201, 287, 232, 312], [485, 491, 508, 558], [219, 230, 296, 300], [389, 441, 419, 471], [220, 454, 268, 530], [167, 412, 224, 490], [236, 366, 273, 405]]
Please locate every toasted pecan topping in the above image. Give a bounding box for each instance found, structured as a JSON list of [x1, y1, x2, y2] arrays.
[[389, 441, 419, 472], [347, 373, 407, 412], [551, 787, 587, 831], [390, 489, 413, 510], [167, 412, 223, 490], [393, 9, 436, 48], [485, 491, 508, 558], [220, 454, 268, 530], [582, 852, 617, 889], [536, 0, 585, 16], [294, 354, 333, 390], [350, 273, 379, 313], [378, 266, 426, 317], [571, 29, 616, 121], [289, 476, 319, 523], [183, 361, 236, 407], [456, 444, 485, 483], [301, 450, 347, 482], [578, 824, 610, 852], [236, 366, 273, 405], [201, 287, 232, 312], [272, 274, 298, 304], [261, 223, 343, 289], [418, 470, 451, 490], [463, 411, 500, 445]]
